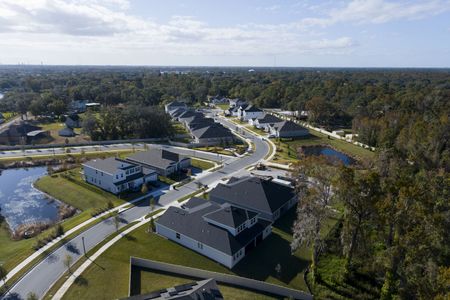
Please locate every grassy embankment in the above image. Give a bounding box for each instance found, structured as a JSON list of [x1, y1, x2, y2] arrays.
[[62, 205, 340, 300], [271, 131, 375, 164]]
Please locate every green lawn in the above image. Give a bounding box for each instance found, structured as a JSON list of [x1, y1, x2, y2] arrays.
[[215, 104, 230, 110], [193, 146, 234, 156], [172, 122, 189, 135], [34, 168, 126, 212], [271, 130, 375, 164], [1, 112, 18, 122], [62, 205, 340, 299], [190, 158, 215, 170]]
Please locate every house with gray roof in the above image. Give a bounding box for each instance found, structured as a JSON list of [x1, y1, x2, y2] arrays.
[[0, 122, 43, 145], [190, 123, 234, 146], [169, 107, 187, 118], [123, 278, 223, 300], [126, 149, 191, 176], [156, 197, 271, 268], [238, 105, 264, 121], [209, 176, 297, 222], [58, 127, 75, 137], [250, 114, 282, 131], [268, 120, 309, 138], [82, 157, 157, 194], [65, 114, 81, 128], [165, 101, 187, 113]]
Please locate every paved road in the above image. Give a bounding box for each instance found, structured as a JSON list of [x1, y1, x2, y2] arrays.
[[0, 143, 229, 163], [2, 117, 269, 300]]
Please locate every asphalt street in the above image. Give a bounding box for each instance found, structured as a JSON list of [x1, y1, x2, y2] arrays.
[[1, 117, 269, 300]]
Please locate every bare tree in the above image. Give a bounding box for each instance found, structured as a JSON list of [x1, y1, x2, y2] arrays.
[[290, 155, 336, 283]]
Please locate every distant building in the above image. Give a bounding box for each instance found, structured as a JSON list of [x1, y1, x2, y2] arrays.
[[65, 114, 81, 128], [191, 123, 234, 145], [126, 149, 191, 176], [58, 127, 75, 137], [209, 176, 297, 222], [268, 121, 309, 138], [238, 105, 264, 121], [165, 101, 188, 114], [82, 157, 157, 194], [250, 114, 282, 131], [123, 278, 223, 300], [228, 98, 246, 108], [68, 100, 88, 113], [156, 197, 272, 268], [0, 122, 43, 145]]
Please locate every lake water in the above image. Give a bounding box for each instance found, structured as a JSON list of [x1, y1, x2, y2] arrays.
[[0, 167, 60, 231], [301, 146, 355, 165]]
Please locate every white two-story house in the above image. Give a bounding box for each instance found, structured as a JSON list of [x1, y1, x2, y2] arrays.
[[82, 157, 157, 194], [238, 105, 264, 121]]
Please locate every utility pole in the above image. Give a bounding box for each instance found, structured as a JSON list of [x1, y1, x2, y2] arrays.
[[82, 236, 87, 257]]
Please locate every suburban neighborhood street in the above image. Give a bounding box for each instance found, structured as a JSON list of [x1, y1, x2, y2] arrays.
[[1, 119, 270, 300]]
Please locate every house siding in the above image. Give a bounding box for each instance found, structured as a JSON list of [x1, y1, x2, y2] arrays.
[[156, 223, 236, 268]]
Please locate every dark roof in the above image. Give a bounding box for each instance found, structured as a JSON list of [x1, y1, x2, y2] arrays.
[[170, 107, 187, 117], [58, 127, 75, 137], [177, 110, 198, 120], [83, 157, 137, 174], [274, 120, 308, 133], [244, 105, 262, 113], [166, 101, 187, 108], [191, 124, 233, 139], [0, 123, 41, 138], [203, 203, 258, 228], [67, 114, 80, 121], [183, 114, 206, 125], [257, 114, 282, 124], [127, 149, 187, 170], [157, 198, 270, 255], [121, 278, 223, 300], [210, 176, 296, 216]]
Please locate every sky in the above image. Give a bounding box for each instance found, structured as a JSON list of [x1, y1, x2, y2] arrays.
[[0, 0, 449, 67]]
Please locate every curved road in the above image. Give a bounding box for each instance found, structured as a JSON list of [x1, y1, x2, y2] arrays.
[[2, 116, 269, 300]]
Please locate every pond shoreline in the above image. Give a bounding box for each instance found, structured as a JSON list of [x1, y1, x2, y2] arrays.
[[0, 166, 77, 240], [297, 144, 359, 165]]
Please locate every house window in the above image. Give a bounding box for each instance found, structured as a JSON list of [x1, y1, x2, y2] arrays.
[[197, 242, 203, 249], [116, 175, 118, 179], [101, 172, 103, 176], [176, 233, 180, 239], [99, 180, 101, 185]]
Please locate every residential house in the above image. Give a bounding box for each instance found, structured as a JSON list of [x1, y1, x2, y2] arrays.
[[68, 100, 88, 113], [169, 107, 187, 118], [268, 120, 309, 138], [229, 98, 246, 108], [177, 110, 203, 123], [126, 149, 191, 176], [165, 101, 187, 114], [191, 123, 234, 146], [156, 197, 272, 269], [209, 176, 297, 222], [123, 278, 223, 300], [238, 105, 264, 121], [0, 122, 42, 145], [82, 157, 157, 194], [251, 114, 282, 131], [226, 103, 247, 117], [65, 114, 81, 128], [58, 127, 75, 137]]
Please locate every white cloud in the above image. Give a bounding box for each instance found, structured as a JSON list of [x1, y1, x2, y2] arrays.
[[299, 0, 450, 27], [0, 0, 447, 65]]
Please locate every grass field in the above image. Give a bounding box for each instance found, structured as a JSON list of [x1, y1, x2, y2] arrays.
[[271, 130, 375, 164], [215, 104, 229, 110], [190, 158, 215, 170], [1, 112, 18, 122], [35, 120, 91, 144], [62, 205, 340, 299], [193, 146, 234, 156], [172, 122, 189, 135]]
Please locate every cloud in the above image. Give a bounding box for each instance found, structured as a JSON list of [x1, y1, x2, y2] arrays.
[[299, 0, 450, 27]]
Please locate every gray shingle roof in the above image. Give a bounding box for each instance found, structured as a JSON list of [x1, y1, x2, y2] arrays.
[[157, 198, 270, 255], [83, 157, 136, 175], [244, 105, 262, 113], [58, 127, 75, 137], [210, 176, 296, 215], [274, 120, 308, 132], [257, 114, 282, 124], [127, 149, 187, 170], [203, 203, 258, 228], [191, 124, 233, 139]]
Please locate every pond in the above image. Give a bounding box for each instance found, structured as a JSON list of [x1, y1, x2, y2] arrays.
[[300, 146, 355, 165], [0, 167, 60, 232]]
